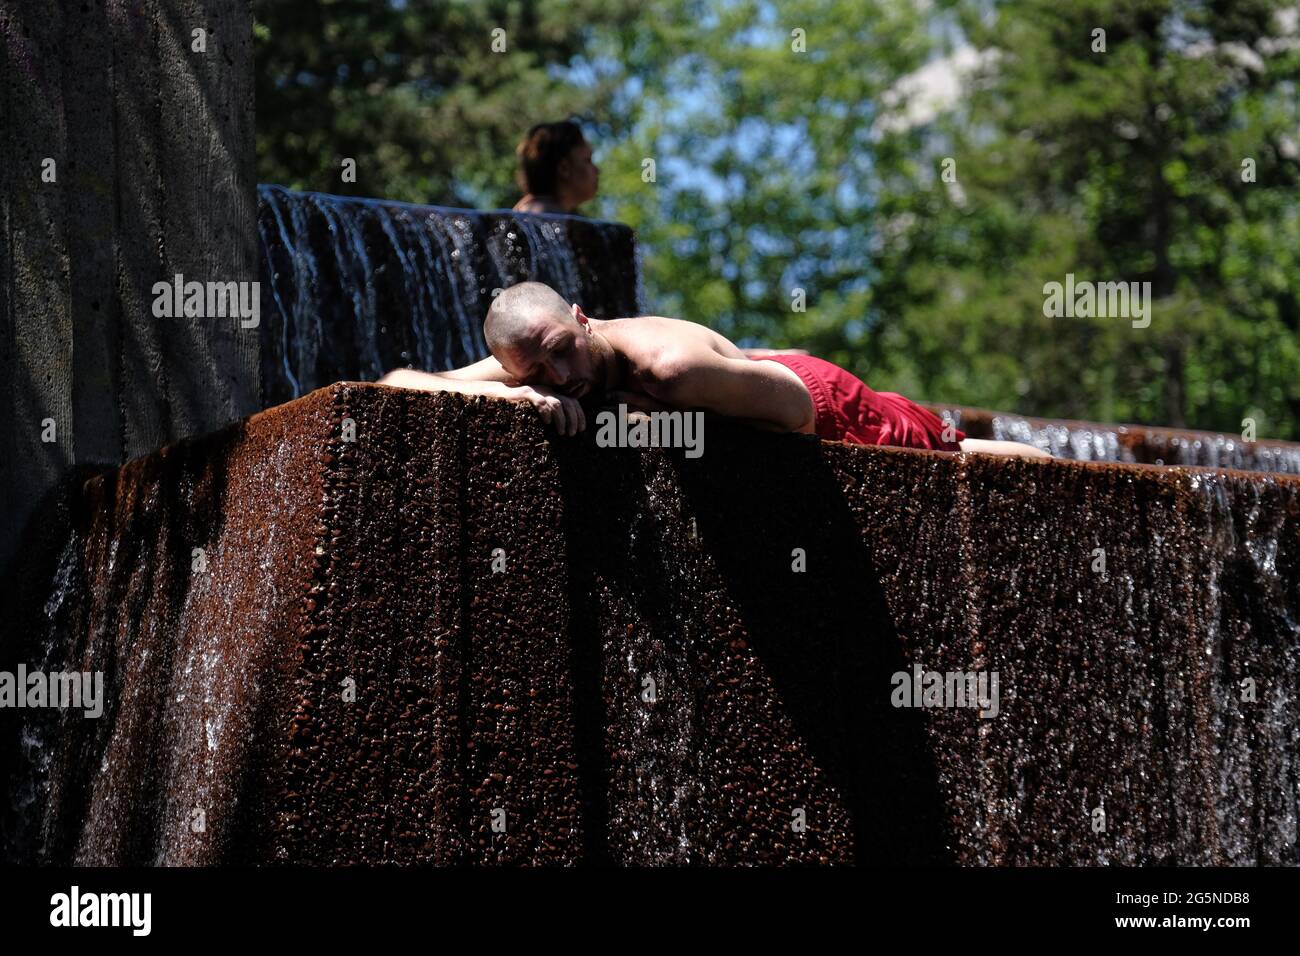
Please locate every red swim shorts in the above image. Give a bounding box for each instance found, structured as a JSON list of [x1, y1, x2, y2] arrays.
[[751, 354, 964, 451]]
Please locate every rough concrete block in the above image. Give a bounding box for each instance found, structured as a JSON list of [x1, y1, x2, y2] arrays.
[[5, 384, 1298, 865], [4, 385, 584, 864]]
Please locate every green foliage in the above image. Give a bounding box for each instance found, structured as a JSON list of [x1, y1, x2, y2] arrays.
[[869, 0, 1300, 436], [253, 0, 639, 206]]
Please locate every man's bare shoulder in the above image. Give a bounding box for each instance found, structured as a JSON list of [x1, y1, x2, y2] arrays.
[[605, 315, 745, 360]]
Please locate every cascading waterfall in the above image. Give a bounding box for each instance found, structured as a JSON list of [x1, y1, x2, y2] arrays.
[[9, 536, 79, 863], [1188, 470, 1300, 863], [937, 407, 1300, 475], [257, 185, 643, 406]]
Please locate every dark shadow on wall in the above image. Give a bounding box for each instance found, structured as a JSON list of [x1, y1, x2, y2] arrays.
[[552, 414, 954, 864], [669, 428, 954, 864], [552, 443, 630, 866]]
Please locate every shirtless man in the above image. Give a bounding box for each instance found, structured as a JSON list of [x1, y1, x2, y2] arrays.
[[379, 282, 1049, 458]]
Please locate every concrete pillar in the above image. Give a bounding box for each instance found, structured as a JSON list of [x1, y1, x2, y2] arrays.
[[0, 0, 259, 575]]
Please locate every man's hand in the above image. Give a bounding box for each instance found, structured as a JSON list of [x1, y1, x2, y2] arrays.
[[501, 384, 587, 436], [378, 367, 587, 436]]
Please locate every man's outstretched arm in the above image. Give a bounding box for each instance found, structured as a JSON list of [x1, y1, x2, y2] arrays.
[[958, 438, 1053, 459], [379, 356, 516, 392], [378, 359, 588, 435], [640, 349, 817, 434]]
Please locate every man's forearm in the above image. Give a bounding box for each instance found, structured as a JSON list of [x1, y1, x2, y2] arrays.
[[378, 368, 511, 396], [379, 367, 589, 436]]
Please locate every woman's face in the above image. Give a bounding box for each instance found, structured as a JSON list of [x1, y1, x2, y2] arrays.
[[558, 141, 600, 205]]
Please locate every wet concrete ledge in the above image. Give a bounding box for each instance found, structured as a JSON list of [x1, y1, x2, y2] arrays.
[[929, 403, 1300, 474], [7, 383, 1299, 865]]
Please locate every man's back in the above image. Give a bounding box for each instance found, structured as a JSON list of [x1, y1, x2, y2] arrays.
[[595, 314, 747, 388]]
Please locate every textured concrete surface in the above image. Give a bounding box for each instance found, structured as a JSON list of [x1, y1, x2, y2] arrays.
[[5, 384, 1297, 865], [0, 0, 259, 575]]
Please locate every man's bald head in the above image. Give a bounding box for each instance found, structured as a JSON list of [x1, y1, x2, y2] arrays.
[[484, 281, 607, 397], [484, 282, 576, 357]]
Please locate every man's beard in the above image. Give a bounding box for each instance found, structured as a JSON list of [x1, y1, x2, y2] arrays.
[[570, 336, 607, 404]]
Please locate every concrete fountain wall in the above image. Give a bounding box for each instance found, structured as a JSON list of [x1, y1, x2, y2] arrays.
[[5, 384, 1297, 865], [0, 0, 260, 575], [4, 0, 1298, 868]]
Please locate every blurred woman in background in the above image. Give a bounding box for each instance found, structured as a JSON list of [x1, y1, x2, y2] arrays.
[[512, 121, 600, 215]]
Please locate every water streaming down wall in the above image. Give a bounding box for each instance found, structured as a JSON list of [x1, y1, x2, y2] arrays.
[[932, 405, 1300, 475], [256, 185, 642, 406], [6, 182, 1299, 865], [3, 385, 1297, 865]]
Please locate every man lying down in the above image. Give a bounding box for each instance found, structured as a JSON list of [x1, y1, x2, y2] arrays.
[[379, 281, 1050, 458]]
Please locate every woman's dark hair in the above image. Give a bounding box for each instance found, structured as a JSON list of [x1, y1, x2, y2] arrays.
[[515, 121, 586, 196]]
